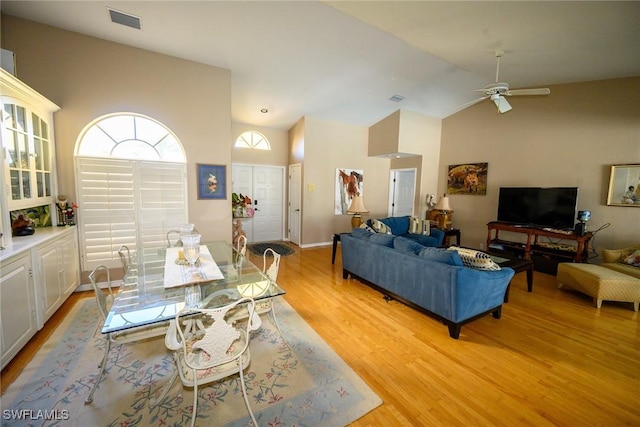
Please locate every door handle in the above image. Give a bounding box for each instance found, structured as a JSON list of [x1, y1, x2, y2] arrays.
[[295, 209, 300, 212]]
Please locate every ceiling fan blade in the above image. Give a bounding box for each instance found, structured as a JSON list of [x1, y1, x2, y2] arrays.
[[507, 88, 551, 96], [493, 95, 512, 113]]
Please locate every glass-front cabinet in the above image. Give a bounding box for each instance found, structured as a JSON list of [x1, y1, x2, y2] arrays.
[[0, 68, 60, 245]]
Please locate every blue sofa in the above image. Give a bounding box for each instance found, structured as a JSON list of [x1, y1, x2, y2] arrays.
[[341, 229, 515, 339], [370, 216, 445, 247]]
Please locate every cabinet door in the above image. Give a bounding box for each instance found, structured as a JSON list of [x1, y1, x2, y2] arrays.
[[61, 230, 79, 296], [38, 242, 62, 324], [1, 253, 36, 369]]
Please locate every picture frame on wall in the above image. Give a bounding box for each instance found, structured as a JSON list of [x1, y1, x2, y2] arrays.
[[606, 164, 640, 207], [197, 164, 226, 200], [447, 162, 488, 195]]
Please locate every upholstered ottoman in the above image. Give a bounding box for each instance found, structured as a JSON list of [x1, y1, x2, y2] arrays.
[[557, 263, 640, 311]]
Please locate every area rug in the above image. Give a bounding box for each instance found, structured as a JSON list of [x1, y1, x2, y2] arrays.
[[1, 298, 381, 426], [248, 242, 296, 257]]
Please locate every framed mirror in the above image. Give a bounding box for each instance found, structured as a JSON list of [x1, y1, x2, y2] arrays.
[[606, 164, 640, 206]]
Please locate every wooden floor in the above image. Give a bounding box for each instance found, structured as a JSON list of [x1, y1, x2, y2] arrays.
[[3, 244, 639, 426]]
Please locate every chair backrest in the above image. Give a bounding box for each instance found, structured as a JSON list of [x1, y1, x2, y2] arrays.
[[117, 245, 131, 273], [88, 265, 114, 321], [236, 235, 247, 256], [173, 298, 260, 369], [263, 248, 281, 282], [166, 230, 182, 247]]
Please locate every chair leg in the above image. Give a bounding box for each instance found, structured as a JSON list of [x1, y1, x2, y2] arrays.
[[149, 371, 178, 409], [270, 304, 287, 345], [85, 338, 111, 404], [239, 362, 258, 427], [191, 369, 198, 427]]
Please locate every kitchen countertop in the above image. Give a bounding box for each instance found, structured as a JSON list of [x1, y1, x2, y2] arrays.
[[0, 226, 77, 262]]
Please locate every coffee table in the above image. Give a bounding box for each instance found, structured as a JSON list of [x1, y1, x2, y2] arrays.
[[486, 250, 534, 302]]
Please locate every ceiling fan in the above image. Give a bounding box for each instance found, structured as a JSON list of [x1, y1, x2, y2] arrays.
[[467, 50, 550, 113]]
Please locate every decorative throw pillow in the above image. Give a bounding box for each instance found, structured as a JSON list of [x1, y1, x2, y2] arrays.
[[409, 216, 422, 234], [393, 235, 425, 255], [447, 246, 502, 271], [623, 249, 640, 267], [370, 218, 392, 234], [359, 222, 376, 233]]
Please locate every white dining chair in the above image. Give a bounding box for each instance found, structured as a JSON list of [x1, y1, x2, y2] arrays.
[[166, 230, 182, 247], [85, 265, 168, 404], [154, 298, 261, 427]]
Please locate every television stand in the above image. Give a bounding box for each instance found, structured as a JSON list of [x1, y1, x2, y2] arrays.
[[487, 222, 592, 264]]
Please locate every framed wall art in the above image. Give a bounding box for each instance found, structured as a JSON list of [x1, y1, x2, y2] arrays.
[[447, 162, 488, 195], [606, 164, 640, 206], [197, 164, 226, 200], [335, 168, 363, 214]]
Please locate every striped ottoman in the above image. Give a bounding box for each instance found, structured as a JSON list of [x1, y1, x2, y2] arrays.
[[557, 263, 640, 311]]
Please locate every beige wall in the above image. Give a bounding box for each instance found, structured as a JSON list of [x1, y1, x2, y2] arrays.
[[296, 116, 390, 245], [2, 15, 232, 247], [440, 77, 640, 256]]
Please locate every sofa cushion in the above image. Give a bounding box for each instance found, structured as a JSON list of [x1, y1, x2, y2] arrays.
[[393, 235, 425, 255], [448, 246, 502, 271], [404, 233, 441, 247], [370, 218, 392, 234], [378, 216, 410, 235], [351, 227, 374, 240], [418, 247, 464, 266], [368, 232, 396, 247]]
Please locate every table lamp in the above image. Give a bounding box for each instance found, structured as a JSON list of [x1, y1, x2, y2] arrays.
[[347, 195, 369, 228], [433, 194, 453, 230]]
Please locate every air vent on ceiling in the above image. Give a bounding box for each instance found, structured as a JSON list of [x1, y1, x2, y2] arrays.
[[108, 8, 142, 30], [389, 94, 405, 103]]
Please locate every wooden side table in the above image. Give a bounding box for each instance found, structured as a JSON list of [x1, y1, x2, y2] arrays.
[[440, 228, 461, 246]]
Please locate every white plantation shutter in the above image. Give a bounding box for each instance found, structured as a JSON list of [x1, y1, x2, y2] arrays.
[[76, 157, 187, 271]]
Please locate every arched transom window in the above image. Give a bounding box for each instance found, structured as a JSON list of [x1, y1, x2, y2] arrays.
[[234, 131, 271, 150], [77, 113, 185, 162]]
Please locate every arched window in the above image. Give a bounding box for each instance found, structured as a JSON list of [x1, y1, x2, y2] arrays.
[[234, 131, 271, 150], [76, 113, 185, 161], [75, 113, 187, 271]]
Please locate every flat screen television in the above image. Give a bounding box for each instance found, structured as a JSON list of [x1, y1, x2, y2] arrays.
[[497, 187, 578, 229]]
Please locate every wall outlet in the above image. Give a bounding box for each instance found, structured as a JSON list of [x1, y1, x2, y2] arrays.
[[479, 243, 485, 250]]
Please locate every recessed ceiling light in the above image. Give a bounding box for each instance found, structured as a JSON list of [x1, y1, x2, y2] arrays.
[[260, 108, 268, 113]]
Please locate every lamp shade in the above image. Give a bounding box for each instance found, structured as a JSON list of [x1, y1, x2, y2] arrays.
[[347, 195, 369, 214], [434, 194, 453, 212]]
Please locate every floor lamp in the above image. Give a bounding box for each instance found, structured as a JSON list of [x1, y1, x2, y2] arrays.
[[347, 195, 369, 228]]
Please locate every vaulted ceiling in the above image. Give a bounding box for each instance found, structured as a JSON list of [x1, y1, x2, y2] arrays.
[[2, 1, 639, 130]]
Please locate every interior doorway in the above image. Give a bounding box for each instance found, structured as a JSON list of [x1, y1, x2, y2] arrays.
[[388, 168, 416, 217], [288, 164, 301, 246]]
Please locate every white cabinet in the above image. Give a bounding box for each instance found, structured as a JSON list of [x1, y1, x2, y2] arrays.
[[35, 228, 79, 327], [0, 227, 79, 369], [0, 252, 36, 369], [0, 68, 60, 247]]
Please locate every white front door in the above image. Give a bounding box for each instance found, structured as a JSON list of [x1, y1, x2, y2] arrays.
[[288, 164, 301, 246], [388, 168, 416, 216], [232, 164, 285, 242], [252, 166, 284, 242]]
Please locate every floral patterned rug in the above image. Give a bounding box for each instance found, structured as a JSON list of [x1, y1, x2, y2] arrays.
[[2, 298, 381, 426]]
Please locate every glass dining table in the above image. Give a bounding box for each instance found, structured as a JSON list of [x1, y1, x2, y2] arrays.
[[102, 240, 286, 334]]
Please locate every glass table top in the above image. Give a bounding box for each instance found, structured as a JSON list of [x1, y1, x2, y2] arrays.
[[102, 240, 285, 333]]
